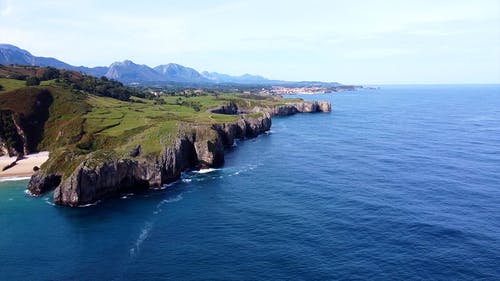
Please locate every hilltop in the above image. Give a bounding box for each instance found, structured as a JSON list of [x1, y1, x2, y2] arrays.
[[0, 65, 331, 206]]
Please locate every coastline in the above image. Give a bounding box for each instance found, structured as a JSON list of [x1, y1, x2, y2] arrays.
[[0, 152, 49, 180]]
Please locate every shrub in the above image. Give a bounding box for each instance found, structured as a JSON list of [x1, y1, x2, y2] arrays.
[[10, 74, 28, 80], [26, 76, 41, 86]]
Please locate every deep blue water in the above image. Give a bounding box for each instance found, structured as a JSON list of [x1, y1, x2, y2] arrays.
[[1, 85, 500, 280]]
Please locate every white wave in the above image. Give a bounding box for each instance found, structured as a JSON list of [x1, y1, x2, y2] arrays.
[[78, 200, 101, 208], [232, 140, 239, 147], [121, 193, 135, 199], [1, 176, 31, 182], [45, 200, 56, 206], [195, 168, 220, 174], [182, 178, 192, 183], [42, 197, 56, 206], [24, 189, 39, 197]]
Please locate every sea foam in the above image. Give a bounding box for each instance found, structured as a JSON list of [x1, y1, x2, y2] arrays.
[[1, 176, 32, 182]]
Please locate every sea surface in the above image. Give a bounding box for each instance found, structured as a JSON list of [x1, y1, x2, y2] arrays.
[[1, 85, 499, 280]]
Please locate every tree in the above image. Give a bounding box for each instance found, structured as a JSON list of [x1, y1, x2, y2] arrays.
[[0, 84, 3, 91], [26, 76, 41, 86], [41, 67, 60, 80]]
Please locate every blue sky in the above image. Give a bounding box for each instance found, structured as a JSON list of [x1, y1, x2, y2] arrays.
[[0, 0, 499, 84]]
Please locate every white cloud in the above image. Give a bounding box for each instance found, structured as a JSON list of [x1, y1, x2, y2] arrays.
[[0, 0, 12, 16]]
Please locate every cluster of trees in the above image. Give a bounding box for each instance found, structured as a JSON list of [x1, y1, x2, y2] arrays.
[[175, 98, 202, 112], [41, 67, 60, 80], [71, 76, 143, 101], [20, 67, 61, 86], [152, 98, 166, 105], [26, 76, 41, 86], [3, 67, 62, 85]]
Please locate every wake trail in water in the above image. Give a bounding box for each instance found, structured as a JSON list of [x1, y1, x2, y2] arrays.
[[129, 192, 185, 259], [129, 221, 153, 258]]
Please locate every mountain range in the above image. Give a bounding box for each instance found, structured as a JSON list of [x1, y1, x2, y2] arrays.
[[0, 44, 340, 86]]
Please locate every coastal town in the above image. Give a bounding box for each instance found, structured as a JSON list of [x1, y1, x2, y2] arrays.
[[260, 85, 362, 95]]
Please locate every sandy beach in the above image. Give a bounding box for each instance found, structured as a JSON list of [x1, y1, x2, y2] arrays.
[[0, 152, 49, 179]]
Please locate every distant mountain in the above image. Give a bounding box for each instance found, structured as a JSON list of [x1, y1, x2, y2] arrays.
[[201, 71, 270, 84], [154, 63, 208, 83], [0, 44, 108, 77], [0, 44, 344, 86], [0, 44, 72, 69], [106, 60, 163, 82]]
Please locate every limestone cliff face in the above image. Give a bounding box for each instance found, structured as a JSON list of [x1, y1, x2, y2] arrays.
[[0, 137, 20, 157], [261, 101, 331, 116], [28, 100, 329, 207], [27, 173, 61, 195], [53, 159, 150, 206]]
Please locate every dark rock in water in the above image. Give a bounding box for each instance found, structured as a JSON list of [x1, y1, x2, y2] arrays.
[[27, 173, 61, 196], [129, 145, 141, 157]]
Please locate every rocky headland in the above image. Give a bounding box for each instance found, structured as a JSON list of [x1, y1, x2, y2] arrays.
[[27, 101, 331, 206]]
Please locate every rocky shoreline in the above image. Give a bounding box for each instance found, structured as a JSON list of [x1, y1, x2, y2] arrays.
[[27, 101, 331, 207]]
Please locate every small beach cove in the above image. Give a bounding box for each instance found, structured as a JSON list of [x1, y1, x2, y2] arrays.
[[0, 151, 49, 181]]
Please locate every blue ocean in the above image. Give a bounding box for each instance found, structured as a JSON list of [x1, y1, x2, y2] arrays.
[[1, 85, 499, 280]]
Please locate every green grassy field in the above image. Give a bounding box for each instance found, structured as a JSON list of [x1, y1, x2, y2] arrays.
[[0, 78, 26, 92], [83, 94, 251, 155]]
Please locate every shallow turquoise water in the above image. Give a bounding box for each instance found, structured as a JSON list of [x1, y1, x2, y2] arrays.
[[1, 85, 499, 280]]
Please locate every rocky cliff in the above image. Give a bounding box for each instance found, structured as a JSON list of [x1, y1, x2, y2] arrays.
[[0, 138, 7, 157], [260, 101, 331, 116], [27, 100, 330, 207], [211, 100, 331, 117]]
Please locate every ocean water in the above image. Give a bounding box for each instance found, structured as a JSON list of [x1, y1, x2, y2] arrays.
[[1, 85, 499, 280]]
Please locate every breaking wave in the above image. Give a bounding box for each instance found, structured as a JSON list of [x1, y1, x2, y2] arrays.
[[1, 176, 31, 182], [194, 168, 220, 174]]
